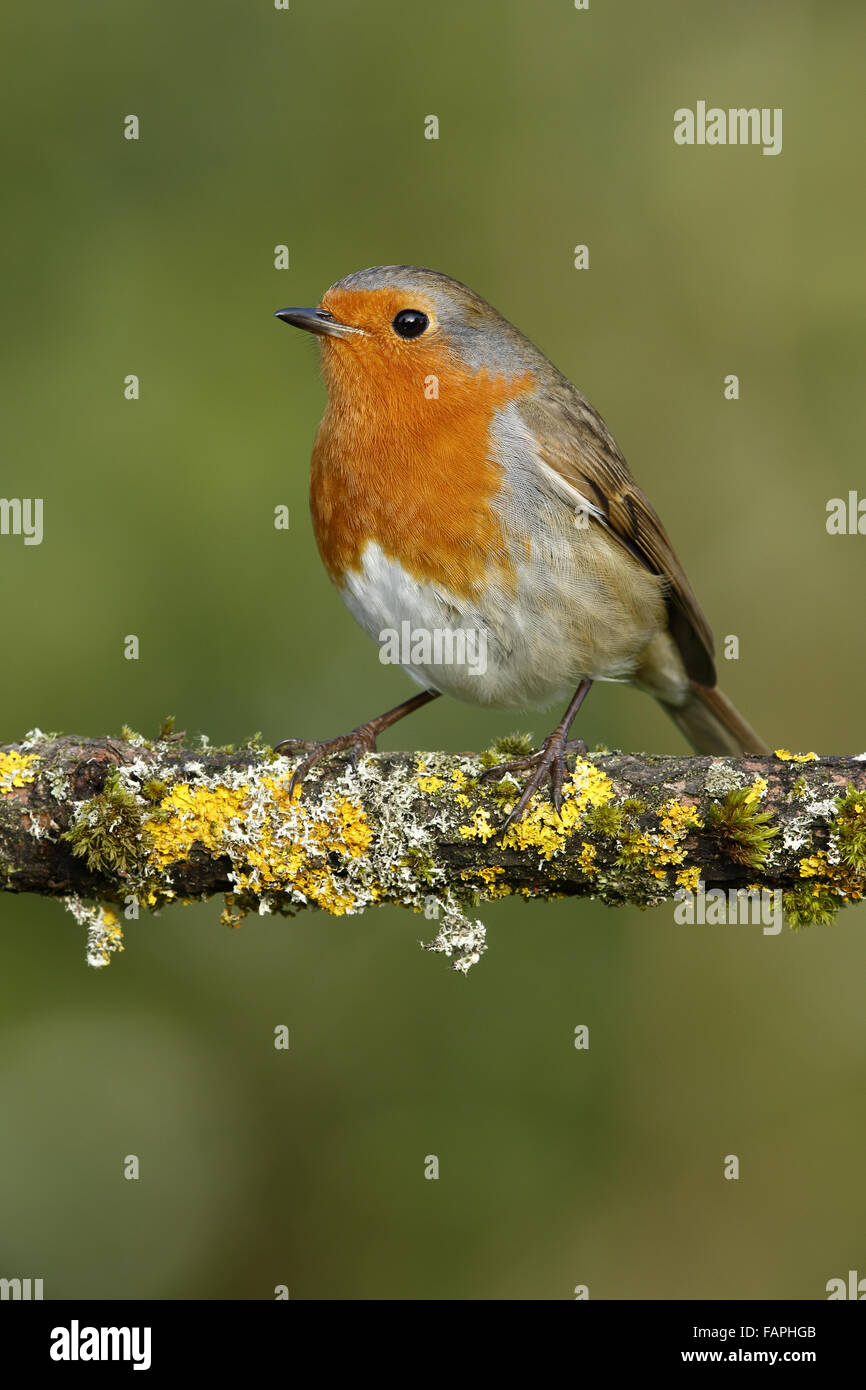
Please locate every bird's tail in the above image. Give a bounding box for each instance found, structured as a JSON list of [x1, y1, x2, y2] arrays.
[[660, 683, 770, 756]]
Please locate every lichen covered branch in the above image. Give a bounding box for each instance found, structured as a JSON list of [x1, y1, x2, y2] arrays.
[[1, 728, 865, 971]]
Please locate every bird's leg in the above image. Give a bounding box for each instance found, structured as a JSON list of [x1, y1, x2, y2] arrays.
[[276, 690, 440, 798], [480, 680, 594, 831]]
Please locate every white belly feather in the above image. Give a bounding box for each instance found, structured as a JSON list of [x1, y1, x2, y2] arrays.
[[334, 401, 670, 712], [338, 538, 663, 712]]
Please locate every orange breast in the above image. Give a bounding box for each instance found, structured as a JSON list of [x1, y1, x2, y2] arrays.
[[309, 296, 533, 601]]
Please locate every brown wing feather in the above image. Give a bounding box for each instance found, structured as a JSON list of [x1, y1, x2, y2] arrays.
[[517, 385, 717, 688]]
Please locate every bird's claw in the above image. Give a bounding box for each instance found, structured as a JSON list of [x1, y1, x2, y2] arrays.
[[481, 735, 588, 833], [273, 737, 319, 754], [275, 727, 379, 798]]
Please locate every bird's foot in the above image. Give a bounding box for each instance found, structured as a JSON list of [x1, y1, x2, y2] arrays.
[[274, 724, 380, 798], [274, 690, 441, 800], [480, 732, 588, 833]]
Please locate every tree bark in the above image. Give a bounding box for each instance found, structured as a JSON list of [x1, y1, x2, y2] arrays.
[[1, 732, 864, 968]]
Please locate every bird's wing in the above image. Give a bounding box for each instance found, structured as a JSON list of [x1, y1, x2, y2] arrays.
[[516, 384, 716, 687]]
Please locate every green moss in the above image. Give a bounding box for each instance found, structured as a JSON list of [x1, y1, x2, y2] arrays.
[[788, 776, 807, 800], [141, 778, 168, 804], [63, 769, 150, 877], [706, 787, 778, 869], [479, 731, 534, 767], [617, 828, 652, 865], [783, 884, 840, 928], [834, 785, 866, 871], [621, 798, 648, 816], [583, 804, 623, 837], [488, 778, 520, 807], [399, 848, 437, 885]]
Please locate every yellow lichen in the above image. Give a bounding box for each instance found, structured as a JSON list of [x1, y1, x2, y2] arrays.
[[659, 800, 704, 835], [775, 750, 819, 763], [77, 903, 125, 968], [743, 777, 768, 806], [459, 808, 497, 843], [577, 842, 598, 877], [100, 907, 123, 949], [237, 778, 374, 913], [458, 759, 705, 887], [676, 865, 702, 892], [145, 783, 249, 867], [799, 854, 827, 879], [0, 750, 39, 792], [616, 799, 703, 882], [460, 866, 504, 885], [652, 798, 704, 873], [620, 829, 654, 863], [417, 775, 444, 794], [459, 865, 511, 898], [499, 758, 615, 859], [143, 774, 376, 917], [798, 850, 864, 905], [144, 885, 176, 907], [415, 758, 444, 794]]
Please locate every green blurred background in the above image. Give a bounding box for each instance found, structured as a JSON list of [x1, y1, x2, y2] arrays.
[[1, 0, 864, 1299]]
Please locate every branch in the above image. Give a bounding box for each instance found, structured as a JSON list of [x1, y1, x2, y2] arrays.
[[1, 729, 864, 970]]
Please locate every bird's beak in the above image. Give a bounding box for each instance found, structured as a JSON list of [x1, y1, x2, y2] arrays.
[[274, 307, 362, 339]]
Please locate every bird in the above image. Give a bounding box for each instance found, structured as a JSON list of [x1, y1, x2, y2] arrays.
[[273, 265, 768, 829]]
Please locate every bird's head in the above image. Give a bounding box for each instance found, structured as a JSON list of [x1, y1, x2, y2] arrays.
[[275, 265, 540, 405]]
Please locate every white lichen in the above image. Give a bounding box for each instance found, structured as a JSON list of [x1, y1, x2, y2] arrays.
[[63, 896, 124, 969], [705, 761, 745, 797]]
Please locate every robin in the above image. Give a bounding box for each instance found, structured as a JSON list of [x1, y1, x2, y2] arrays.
[[274, 266, 768, 829]]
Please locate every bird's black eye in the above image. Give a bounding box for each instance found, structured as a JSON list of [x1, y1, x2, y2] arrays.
[[391, 309, 429, 339]]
